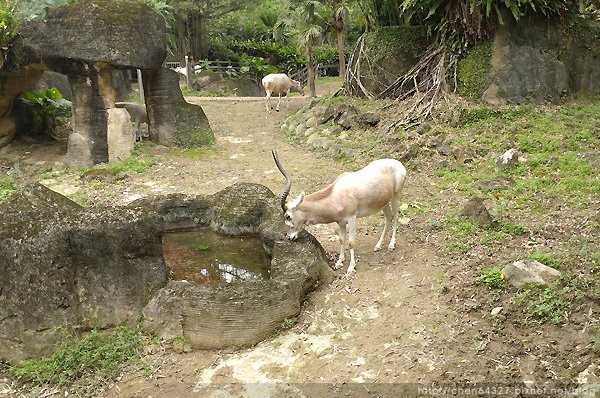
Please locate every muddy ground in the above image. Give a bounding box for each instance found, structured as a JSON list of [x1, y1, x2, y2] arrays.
[[1, 83, 599, 398]]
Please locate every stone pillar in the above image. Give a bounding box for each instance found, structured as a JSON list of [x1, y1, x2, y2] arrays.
[[66, 62, 117, 166], [142, 67, 214, 147]]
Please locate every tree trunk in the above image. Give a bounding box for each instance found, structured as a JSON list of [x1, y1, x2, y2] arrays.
[[336, 29, 346, 78], [189, 12, 209, 60], [307, 44, 316, 97]]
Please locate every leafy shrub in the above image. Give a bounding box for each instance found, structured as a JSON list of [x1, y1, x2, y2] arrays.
[[479, 267, 506, 292], [20, 87, 72, 136]]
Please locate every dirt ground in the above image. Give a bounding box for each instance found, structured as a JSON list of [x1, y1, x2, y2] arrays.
[[2, 85, 599, 398]]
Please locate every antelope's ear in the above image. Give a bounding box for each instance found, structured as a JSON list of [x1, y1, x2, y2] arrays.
[[288, 192, 305, 210]]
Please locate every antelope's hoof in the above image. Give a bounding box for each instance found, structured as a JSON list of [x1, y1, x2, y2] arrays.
[[387, 245, 395, 252], [374, 245, 382, 252], [334, 260, 344, 270]]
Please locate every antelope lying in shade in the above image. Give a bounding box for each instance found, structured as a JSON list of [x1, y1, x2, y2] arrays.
[[272, 150, 407, 275]]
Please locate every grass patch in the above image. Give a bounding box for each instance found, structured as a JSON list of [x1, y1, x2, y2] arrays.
[[65, 191, 93, 207], [530, 250, 561, 269], [513, 275, 587, 325], [172, 147, 215, 160], [79, 150, 156, 176], [514, 284, 569, 325], [0, 174, 18, 203], [11, 326, 144, 395], [479, 267, 506, 292]]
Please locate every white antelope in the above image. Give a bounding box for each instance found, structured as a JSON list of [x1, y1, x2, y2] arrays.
[[262, 73, 305, 113], [272, 150, 407, 275]]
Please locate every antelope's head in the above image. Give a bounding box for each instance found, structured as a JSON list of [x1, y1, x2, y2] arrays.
[[272, 150, 307, 241]]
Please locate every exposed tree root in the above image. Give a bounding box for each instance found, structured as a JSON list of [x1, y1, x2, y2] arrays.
[[345, 33, 458, 128]]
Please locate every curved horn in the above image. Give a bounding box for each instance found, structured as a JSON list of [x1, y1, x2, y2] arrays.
[[272, 149, 291, 214]]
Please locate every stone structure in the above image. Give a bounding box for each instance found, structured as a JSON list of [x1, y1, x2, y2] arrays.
[[135, 183, 335, 349], [345, 15, 599, 103], [482, 15, 600, 104], [142, 68, 213, 147], [0, 184, 169, 363], [0, 183, 334, 362], [0, 0, 214, 163]]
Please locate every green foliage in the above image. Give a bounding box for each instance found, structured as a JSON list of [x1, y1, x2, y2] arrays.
[[514, 283, 570, 324], [239, 53, 278, 80], [281, 318, 295, 330], [78, 149, 157, 177], [0, 174, 17, 203], [0, 1, 19, 52], [396, 0, 574, 52], [228, 39, 306, 72], [195, 243, 210, 251], [20, 87, 72, 135], [365, 25, 428, 60], [457, 41, 492, 100], [530, 250, 561, 268], [11, 325, 143, 393], [104, 155, 157, 174], [479, 267, 506, 292]]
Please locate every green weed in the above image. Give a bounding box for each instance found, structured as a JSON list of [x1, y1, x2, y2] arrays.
[[281, 318, 295, 330], [530, 250, 561, 269], [11, 326, 143, 394], [479, 267, 506, 292], [0, 174, 17, 203], [514, 284, 569, 325]]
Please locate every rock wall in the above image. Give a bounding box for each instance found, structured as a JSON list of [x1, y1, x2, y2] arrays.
[[0, 184, 169, 363], [481, 15, 600, 104]]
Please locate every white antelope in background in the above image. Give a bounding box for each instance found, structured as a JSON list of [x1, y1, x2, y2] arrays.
[[272, 150, 407, 275], [262, 73, 305, 113]]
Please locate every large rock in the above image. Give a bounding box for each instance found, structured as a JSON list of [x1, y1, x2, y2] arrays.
[[501, 260, 561, 288], [16, 0, 166, 70], [136, 183, 335, 349], [143, 68, 214, 147], [0, 184, 169, 363], [460, 197, 494, 226], [482, 15, 600, 104]]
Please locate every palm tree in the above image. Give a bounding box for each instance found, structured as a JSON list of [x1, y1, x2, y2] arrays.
[[298, 1, 324, 97], [327, 0, 350, 78]]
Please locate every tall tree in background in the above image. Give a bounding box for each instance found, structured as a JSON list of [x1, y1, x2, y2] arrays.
[[298, 0, 324, 97], [168, 0, 246, 60], [326, 0, 350, 78]]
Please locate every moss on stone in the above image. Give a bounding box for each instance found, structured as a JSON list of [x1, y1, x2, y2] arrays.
[[457, 41, 493, 101], [172, 126, 214, 148], [365, 26, 428, 62], [59, 0, 149, 24]]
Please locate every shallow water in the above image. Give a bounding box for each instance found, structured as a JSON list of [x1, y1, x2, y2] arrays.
[[162, 229, 271, 285]]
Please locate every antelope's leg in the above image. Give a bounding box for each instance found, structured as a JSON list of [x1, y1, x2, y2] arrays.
[[275, 93, 283, 111], [388, 197, 400, 251], [346, 218, 358, 275], [265, 92, 272, 113], [375, 203, 392, 252], [335, 222, 347, 269]]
